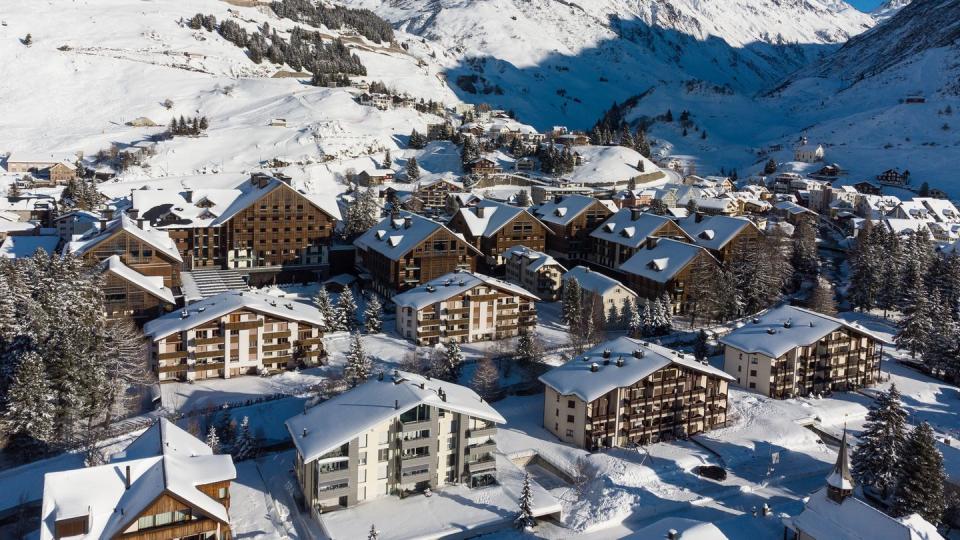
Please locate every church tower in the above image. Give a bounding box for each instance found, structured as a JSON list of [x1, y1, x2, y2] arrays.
[[826, 428, 854, 504]]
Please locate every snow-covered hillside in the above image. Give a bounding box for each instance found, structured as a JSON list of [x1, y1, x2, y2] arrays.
[[338, 0, 873, 128]]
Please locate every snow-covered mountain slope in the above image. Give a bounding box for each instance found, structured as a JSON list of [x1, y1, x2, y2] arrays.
[[0, 0, 458, 192], [873, 0, 913, 21], [338, 0, 874, 128]]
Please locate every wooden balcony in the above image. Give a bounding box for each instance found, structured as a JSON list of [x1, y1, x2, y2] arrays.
[[157, 350, 187, 361], [195, 362, 225, 371], [263, 343, 291, 353], [193, 336, 223, 346], [298, 336, 323, 346], [224, 320, 262, 331], [158, 363, 189, 374], [263, 331, 290, 340], [193, 349, 226, 359]]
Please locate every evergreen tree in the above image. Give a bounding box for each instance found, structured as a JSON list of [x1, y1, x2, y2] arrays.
[[849, 222, 882, 311], [763, 159, 778, 175], [561, 278, 583, 327], [345, 332, 371, 386], [206, 425, 221, 454], [896, 272, 935, 358], [363, 294, 382, 333], [791, 217, 819, 280], [807, 278, 838, 316], [627, 298, 643, 338], [233, 416, 257, 461], [892, 422, 947, 525], [619, 124, 634, 148], [314, 287, 338, 332], [515, 472, 536, 530], [651, 293, 673, 336], [408, 129, 426, 149], [649, 199, 668, 215], [337, 288, 359, 332], [406, 157, 420, 182], [471, 356, 499, 401], [368, 524, 379, 540], [2, 350, 54, 455], [460, 137, 480, 169], [343, 187, 381, 240], [640, 298, 654, 337], [516, 330, 540, 366], [693, 330, 710, 361], [515, 189, 531, 207], [851, 385, 908, 498], [438, 341, 464, 382], [381, 149, 392, 170], [923, 293, 960, 380]]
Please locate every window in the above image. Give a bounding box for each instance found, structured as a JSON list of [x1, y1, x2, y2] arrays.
[[359, 434, 368, 448], [218, 487, 227, 499], [749, 382, 756, 389], [567, 400, 575, 408], [750, 370, 757, 377], [359, 452, 367, 465], [155, 512, 173, 526], [565, 429, 574, 437], [137, 516, 155, 529], [378, 449, 390, 462], [566, 415, 574, 423]]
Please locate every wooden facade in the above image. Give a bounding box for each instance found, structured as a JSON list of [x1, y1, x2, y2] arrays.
[[80, 228, 182, 289], [592, 216, 689, 270], [115, 489, 232, 540], [622, 247, 718, 315], [541, 200, 613, 261], [447, 207, 548, 267], [415, 180, 463, 211], [360, 227, 477, 297], [102, 271, 173, 322]]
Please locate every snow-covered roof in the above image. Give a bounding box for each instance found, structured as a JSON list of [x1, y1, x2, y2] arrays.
[[67, 214, 182, 263], [392, 270, 537, 310], [99, 255, 175, 305], [564, 145, 662, 185], [143, 290, 323, 340], [504, 245, 566, 273], [918, 197, 960, 223], [774, 200, 817, 215], [590, 209, 689, 248], [618, 238, 708, 283], [678, 215, 757, 251], [0, 221, 37, 234], [789, 487, 942, 540], [6, 151, 77, 164], [354, 211, 480, 261], [40, 453, 235, 540], [455, 199, 528, 238], [539, 337, 734, 402], [534, 195, 607, 226], [287, 371, 505, 463], [112, 418, 213, 462], [563, 266, 636, 298], [0, 235, 59, 258], [882, 218, 930, 236], [719, 305, 891, 358], [796, 143, 823, 153], [361, 168, 394, 177]]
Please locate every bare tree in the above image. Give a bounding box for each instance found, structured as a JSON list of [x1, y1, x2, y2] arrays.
[[99, 319, 152, 422]]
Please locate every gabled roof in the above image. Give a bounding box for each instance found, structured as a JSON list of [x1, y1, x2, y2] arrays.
[[590, 209, 689, 249], [539, 337, 733, 402], [827, 429, 854, 491], [392, 270, 537, 310], [718, 305, 891, 358], [143, 290, 323, 340], [504, 245, 566, 273], [789, 487, 942, 540], [99, 255, 175, 305], [619, 238, 709, 283], [112, 418, 212, 462], [67, 214, 182, 263], [678, 215, 757, 251], [286, 371, 505, 463], [354, 211, 480, 261], [6, 151, 77, 164], [534, 195, 608, 226], [454, 199, 542, 238], [0, 235, 59, 259], [563, 266, 636, 298]]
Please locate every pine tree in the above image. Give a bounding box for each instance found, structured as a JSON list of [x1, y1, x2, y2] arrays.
[[807, 278, 838, 316], [368, 524, 379, 540], [516, 330, 540, 366], [763, 159, 778, 175], [438, 341, 464, 382], [649, 199, 668, 215], [363, 294, 382, 333], [337, 288, 359, 332], [561, 278, 583, 327], [849, 222, 881, 311], [515, 189, 531, 207], [382, 150, 392, 169], [514, 472, 536, 530], [471, 356, 499, 401], [314, 287, 338, 332], [233, 416, 257, 461], [652, 293, 673, 336], [791, 218, 819, 280], [345, 332, 371, 386], [206, 425, 221, 454], [640, 298, 654, 337], [627, 298, 643, 338], [851, 385, 908, 498], [2, 350, 54, 455], [693, 330, 710, 361], [406, 157, 420, 182], [896, 272, 935, 358], [892, 422, 947, 525]]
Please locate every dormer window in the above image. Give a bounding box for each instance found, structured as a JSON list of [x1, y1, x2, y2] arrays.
[[647, 258, 668, 272]]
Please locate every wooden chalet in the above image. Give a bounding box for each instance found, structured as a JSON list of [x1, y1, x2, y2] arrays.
[[447, 199, 549, 267]]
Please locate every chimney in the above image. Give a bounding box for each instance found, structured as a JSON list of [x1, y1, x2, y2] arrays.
[[102, 208, 115, 221], [590, 363, 599, 373], [128, 208, 139, 220], [136, 218, 145, 230], [602, 349, 611, 358], [404, 216, 412, 229], [475, 206, 486, 219], [667, 530, 679, 540], [616, 356, 624, 367], [302, 428, 307, 437], [646, 237, 659, 250], [554, 194, 563, 204], [124, 465, 131, 490], [630, 208, 642, 221], [394, 399, 399, 410], [695, 211, 705, 223]]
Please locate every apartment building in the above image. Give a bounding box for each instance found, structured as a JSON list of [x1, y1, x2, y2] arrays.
[[447, 199, 549, 267], [504, 245, 567, 301], [677, 214, 763, 263], [354, 211, 480, 297], [533, 195, 616, 261], [719, 305, 887, 399], [393, 271, 537, 346], [618, 238, 719, 315], [144, 290, 325, 382], [539, 337, 733, 450], [97, 255, 176, 322], [41, 419, 236, 540], [130, 173, 339, 282], [589, 208, 691, 270], [285, 371, 505, 516], [413, 178, 464, 212], [68, 213, 183, 289]]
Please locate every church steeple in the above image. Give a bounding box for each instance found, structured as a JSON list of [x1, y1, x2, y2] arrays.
[[826, 428, 854, 504]]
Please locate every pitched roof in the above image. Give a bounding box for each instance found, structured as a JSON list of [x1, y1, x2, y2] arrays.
[[563, 266, 636, 298], [143, 290, 323, 340], [539, 337, 734, 402], [454, 199, 527, 238], [718, 305, 891, 358], [504, 245, 566, 273], [354, 211, 480, 261], [590, 209, 689, 249], [678, 215, 757, 251], [67, 214, 182, 263], [619, 238, 709, 283], [392, 270, 537, 310], [286, 371, 505, 463], [534, 195, 611, 226], [112, 418, 212, 462], [0, 235, 59, 258], [99, 255, 175, 305], [789, 487, 942, 540], [827, 429, 854, 491]]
